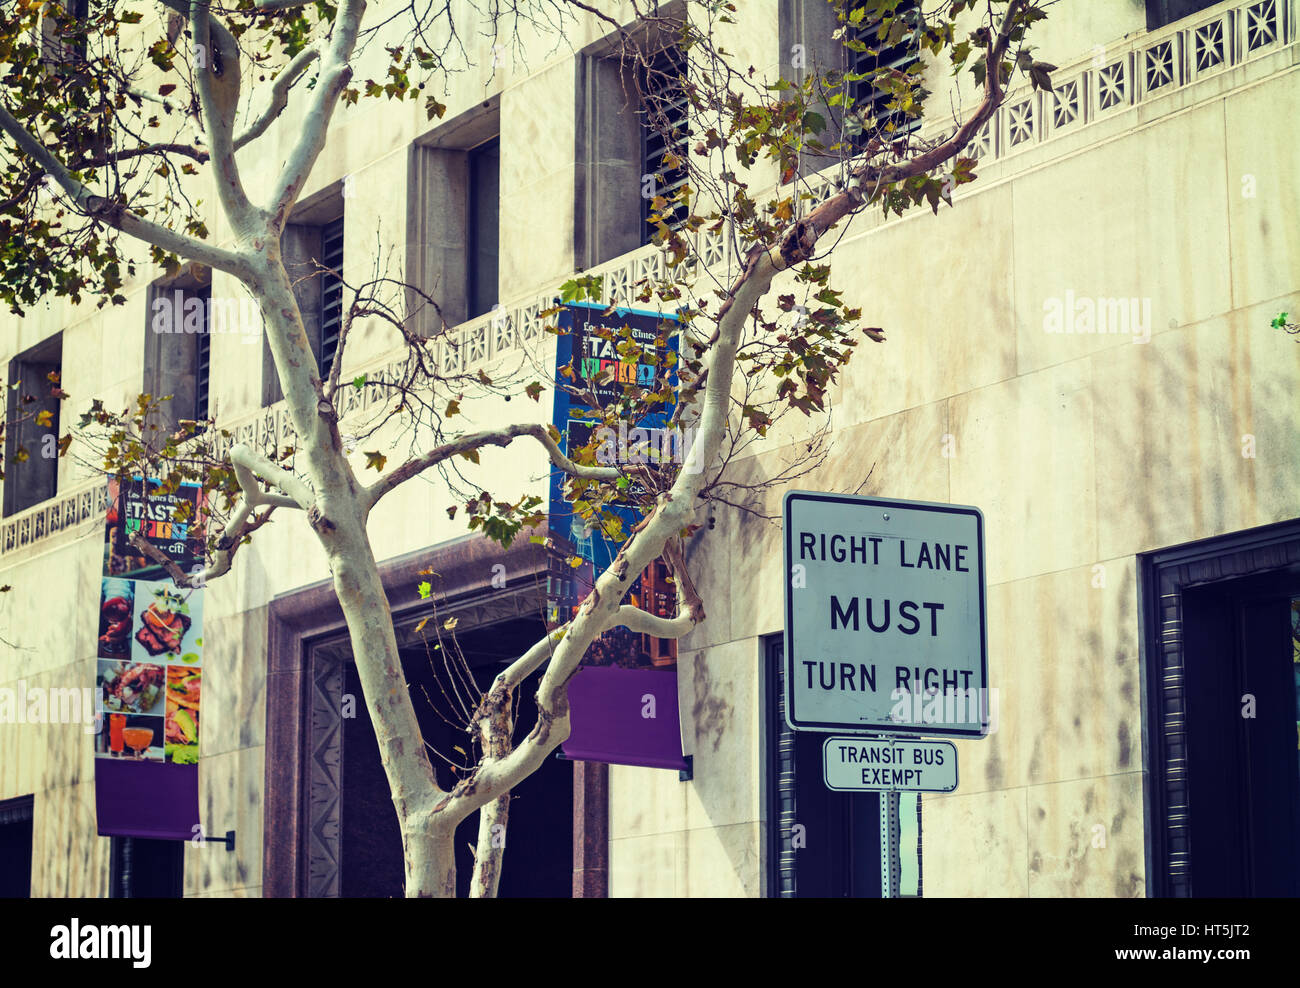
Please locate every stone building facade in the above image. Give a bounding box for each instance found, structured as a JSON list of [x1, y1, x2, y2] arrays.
[[1, 0, 1298, 897]]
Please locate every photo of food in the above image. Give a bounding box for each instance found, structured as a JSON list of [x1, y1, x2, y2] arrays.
[[123, 714, 164, 762], [164, 666, 201, 765], [98, 659, 166, 717], [96, 579, 135, 659], [94, 710, 164, 762], [130, 579, 203, 664]]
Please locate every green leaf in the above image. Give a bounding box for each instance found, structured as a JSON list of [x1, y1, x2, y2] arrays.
[[801, 111, 826, 134], [352, 374, 367, 390], [417, 581, 432, 599], [364, 450, 387, 472]]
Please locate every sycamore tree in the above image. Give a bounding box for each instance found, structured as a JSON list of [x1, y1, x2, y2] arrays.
[[0, 0, 1053, 896]]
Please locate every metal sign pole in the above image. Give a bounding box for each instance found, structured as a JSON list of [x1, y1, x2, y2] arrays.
[[879, 733, 921, 899], [880, 790, 899, 898]]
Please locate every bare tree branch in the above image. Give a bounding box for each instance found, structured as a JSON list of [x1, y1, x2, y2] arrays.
[[234, 40, 325, 151], [364, 423, 621, 511], [181, 0, 261, 231], [124, 443, 302, 587], [0, 103, 251, 278], [266, 0, 366, 227]]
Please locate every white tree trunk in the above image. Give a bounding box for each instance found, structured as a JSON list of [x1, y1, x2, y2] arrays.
[[254, 251, 451, 895]]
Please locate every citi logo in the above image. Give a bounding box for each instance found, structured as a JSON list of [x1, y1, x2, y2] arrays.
[[49, 919, 151, 968]]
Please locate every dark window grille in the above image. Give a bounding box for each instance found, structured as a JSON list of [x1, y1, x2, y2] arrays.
[[318, 216, 345, 379], [641, 47, 690, 243], [845, 2, 923, 146], [195, 284, 211, 421]]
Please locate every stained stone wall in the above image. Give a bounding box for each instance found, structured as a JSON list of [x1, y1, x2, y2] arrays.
[[607, 0, 1300, 898], [1, 0, 1297, 898]]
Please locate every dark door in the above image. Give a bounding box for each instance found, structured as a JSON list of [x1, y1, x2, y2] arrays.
[[109, 837, 184, 897], [0, 796, 33, 897], [767, 638, 883, 897], [339, 616, 574, 897], [1183, 573, 1300, 896]]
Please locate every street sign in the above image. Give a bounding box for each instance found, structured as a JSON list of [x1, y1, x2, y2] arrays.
[[823, 736, 958, 793], [783, 491, 988, 737]]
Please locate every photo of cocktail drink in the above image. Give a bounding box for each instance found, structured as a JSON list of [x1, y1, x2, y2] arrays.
[[122, 725, 153, 760], [109, 714, 125, 757]]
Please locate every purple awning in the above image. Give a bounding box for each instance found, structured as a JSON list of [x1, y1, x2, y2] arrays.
[[561, 666, 689, 771], [95, 760, 200, 840]]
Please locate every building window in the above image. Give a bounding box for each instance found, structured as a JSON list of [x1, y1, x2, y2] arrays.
[[466, 137, 500, 319], [640, 45, 690, 244], [576, 21, 689, 268], [766, 636, 924, 897], [109, 836, 184, 898], [1141, 522, 1300, 896], [844, 0, 922, 146], [778, 0, 923, 174], [576, 52, 643, 268], [0, 795, 34, 898], [265, 189, 345, 404], [3, 334, 62, 518], [41, 0, 90, 66], [146, 273, 212, 431], [407, 102, 500, 332], [1146, 1, 1222, 31]]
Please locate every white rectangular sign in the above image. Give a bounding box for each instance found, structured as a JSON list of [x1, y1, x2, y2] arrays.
[[784, 491, 989, 737], [823, 736, 958, 793]]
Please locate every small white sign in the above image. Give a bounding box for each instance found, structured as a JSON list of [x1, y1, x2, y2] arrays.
[[784, 491, 989, 736], [823, 736, 958, 793]]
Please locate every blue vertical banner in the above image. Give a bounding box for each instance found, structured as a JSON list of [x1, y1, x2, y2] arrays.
[[548, 302, 689, 771]]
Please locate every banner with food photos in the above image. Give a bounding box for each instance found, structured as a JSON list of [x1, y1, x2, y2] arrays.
[[548, 302, 689, 772], [93, 476, 204, 839]]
